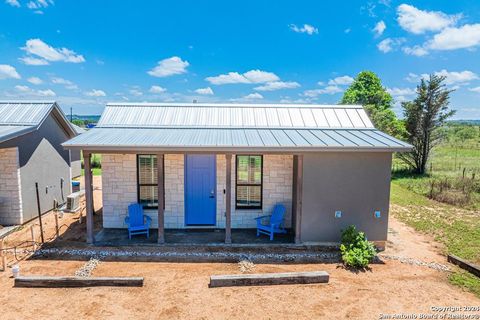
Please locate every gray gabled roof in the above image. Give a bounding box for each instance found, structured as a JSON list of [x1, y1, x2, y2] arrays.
[[63, 102, 412, 153], [0, 101, 77, 144]]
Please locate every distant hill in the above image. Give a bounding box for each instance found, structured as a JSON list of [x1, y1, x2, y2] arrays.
[[448, 120, 480, 125], [71, 115, 101, 122]]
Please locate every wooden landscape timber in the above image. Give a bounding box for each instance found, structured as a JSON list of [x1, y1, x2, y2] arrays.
[[14, 275, 144, 288], [209, 271, 329, 288], [447, 254, 480, 278]]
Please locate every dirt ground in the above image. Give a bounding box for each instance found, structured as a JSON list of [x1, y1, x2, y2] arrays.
[[0, 176, 479, 319]]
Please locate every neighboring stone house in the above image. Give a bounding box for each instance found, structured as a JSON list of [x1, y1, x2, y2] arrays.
[[0, 101, 78, 225], [64, 103, 411, 244]]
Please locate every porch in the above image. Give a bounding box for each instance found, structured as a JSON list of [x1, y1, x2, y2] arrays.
[[94, 228, 295, 246], [82, 151, 304, 245]]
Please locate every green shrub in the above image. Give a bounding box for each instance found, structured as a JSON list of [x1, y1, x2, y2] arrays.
[[340, 225, 377, 268]]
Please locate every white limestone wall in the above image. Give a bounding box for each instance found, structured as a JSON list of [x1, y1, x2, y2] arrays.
[[101, 153, 293, 229], [101, 154, 137, 228], [0, 147, 23, 225], [216, 154, 293, 228]]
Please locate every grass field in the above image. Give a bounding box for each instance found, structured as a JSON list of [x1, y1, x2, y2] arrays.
[[81, 153, 102, 176], [390, 125, 480, 296]]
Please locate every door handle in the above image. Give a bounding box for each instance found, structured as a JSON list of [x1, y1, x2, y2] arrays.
[[209, 190, 215, 198]]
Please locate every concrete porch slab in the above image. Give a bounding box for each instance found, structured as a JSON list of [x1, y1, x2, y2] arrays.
[[94, 228, 295, 246]]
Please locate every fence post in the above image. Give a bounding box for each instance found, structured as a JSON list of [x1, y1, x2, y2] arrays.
[[54, 211, 59, 238], [1, 238, 6, 271], [30, 225, 36, 252]]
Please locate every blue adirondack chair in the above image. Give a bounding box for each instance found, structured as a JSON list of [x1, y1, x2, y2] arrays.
[[255, 204, 287, 241], [124, 203, 152, 239]]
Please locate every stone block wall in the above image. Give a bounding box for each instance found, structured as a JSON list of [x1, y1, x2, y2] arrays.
[[101, 154, 137, 228], [101, 153, 293, 229], [217, 154, 293, 228], [0, 147, 23, 225]]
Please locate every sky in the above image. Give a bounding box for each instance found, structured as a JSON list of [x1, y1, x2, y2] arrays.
[[0, 0, 480, 119]]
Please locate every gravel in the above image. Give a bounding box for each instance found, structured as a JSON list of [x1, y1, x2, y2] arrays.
[[74, 257, 101, 277], [238, 259, 255, 273], [378, 254, 451, 272], [34, 247, 341, 263]]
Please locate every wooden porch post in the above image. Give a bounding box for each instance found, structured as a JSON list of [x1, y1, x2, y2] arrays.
[[84, 151, 94, 244], [225, 153, 232, 244], [157, 153, 165, 244], [294, 154, 303, 244]]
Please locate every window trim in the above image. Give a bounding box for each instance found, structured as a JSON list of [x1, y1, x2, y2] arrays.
[[136, 154, 165, 209], [235, 155, 263, 210]]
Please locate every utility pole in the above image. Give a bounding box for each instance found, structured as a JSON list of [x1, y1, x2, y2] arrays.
[[70, 107, 73, 122]]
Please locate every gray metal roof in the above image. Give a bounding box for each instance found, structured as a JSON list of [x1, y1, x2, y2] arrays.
[[71, 123, 86, 134], [0, 101, 77, 144], [63, 103, 412, 152], [99, 103, 374, 129]]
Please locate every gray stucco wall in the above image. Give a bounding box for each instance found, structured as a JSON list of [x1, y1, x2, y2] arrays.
[[0, 113, 72, 222], [300, 152, 392, 243], [70, 150, 82, 178]]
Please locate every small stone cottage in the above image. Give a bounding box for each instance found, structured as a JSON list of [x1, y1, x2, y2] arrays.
[[63, 103, 411, 245]]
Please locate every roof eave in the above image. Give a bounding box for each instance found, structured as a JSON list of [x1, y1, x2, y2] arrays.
[[62, 144, 412, 153]]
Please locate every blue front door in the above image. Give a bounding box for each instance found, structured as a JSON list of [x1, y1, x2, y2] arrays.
[[185, 155, 216, 225]]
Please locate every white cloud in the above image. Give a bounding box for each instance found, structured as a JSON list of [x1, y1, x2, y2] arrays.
[[254, 81, 300, 91], [5, 0, 20, 7], [51, 77, 77, 89], [328, 75, 354, 86], [387, 87, 416, 96], [303, 85, 343, 97], [405, 72, 428, 83], [243, 70, 279, 83], [397, 4, 459, 34], [434, 69, 478, 85], [0, 64, 21, 79], [129, 89, 143, 96], [373, 21, 386, 36], [402, 45, 429, 56], [149, 85, 167, 94], [289, 24, 318, 35], [243, 93, 263, 100], [26, 0, 52, 13], [14, 85, 30, 92], [405, 70, 478, 85], [37, 89, 55, 96], [51, 77, 71, 85], [427, 24, 480, 51], [21, 38, 85, 64], [27, 76, 43, 85], [195, 87, 214, 95], [206, 69, 279, 85], [19, 56, 49, 65], [147, 56, 189, 77], [469, 87, 480, 93], [377, 38, 405, 53], [15, 85, 55, 96], [84, 89, 106, 97]]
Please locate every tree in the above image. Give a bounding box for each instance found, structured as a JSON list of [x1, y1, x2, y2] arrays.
[[72, 119, 85, 127], [341, 71, 404, 137], [398, 74, 455, 174]]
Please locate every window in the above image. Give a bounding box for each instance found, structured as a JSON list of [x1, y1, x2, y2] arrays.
[[236, 155, 263, 209], [137, 155, 164, 208]]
